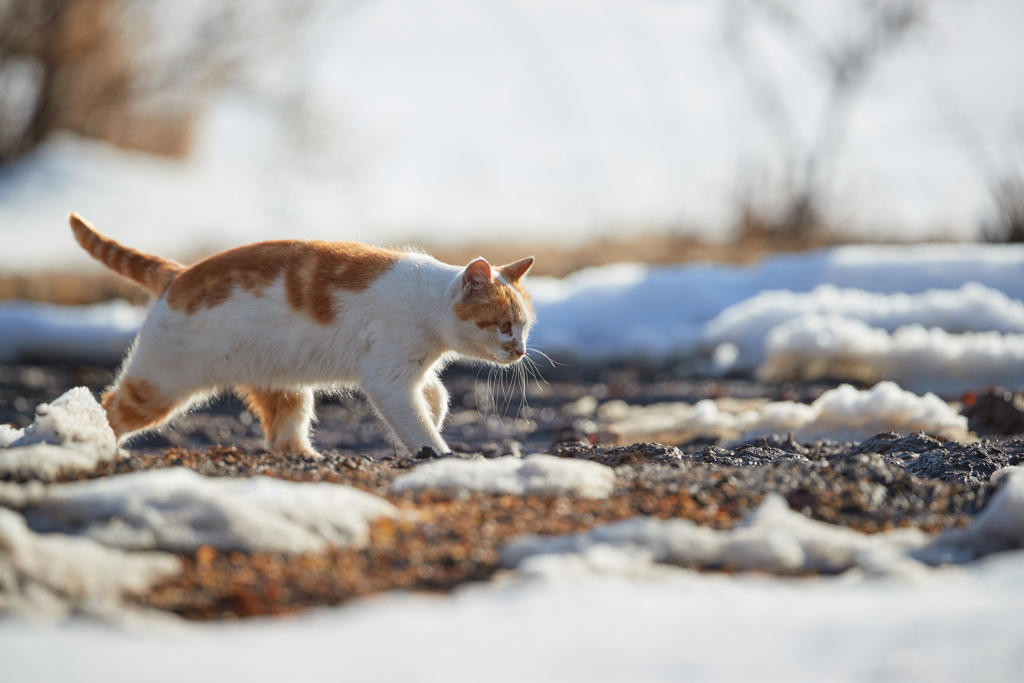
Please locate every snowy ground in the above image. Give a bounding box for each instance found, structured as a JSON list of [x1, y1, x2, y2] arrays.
[[1, 0, 1023, 269], [2, 552, 1024, 683]]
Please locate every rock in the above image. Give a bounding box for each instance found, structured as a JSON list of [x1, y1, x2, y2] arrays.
[[963, 389, 1024, 436], [903, 440, 1024, 486]]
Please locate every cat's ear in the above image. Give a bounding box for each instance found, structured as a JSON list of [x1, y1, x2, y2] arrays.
[[462, 258, 492, 292], [498, 256, 534, 284]]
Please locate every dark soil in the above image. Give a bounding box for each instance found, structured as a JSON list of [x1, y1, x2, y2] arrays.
[[1, 361, 1022, 620]]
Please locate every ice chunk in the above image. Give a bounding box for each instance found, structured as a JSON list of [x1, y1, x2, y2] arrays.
[[502, 494, 929, 577], [601, 382, 966, 446], [391, 454, 616, 499], [0, 387, 118, 481], [759, 315, 1024, 394], [0, 507, 180, 618], [19, 468, 395, 554]]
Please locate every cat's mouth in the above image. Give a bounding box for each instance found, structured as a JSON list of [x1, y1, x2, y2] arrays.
[[494, 350, 524, 365]]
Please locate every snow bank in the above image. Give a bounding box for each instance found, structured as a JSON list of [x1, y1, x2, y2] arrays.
[[502, 494, 929, 577], [528, 245, 1024, 359], [760, 316, 1024, 394], [0, 300, 145, 364], [0, 388, 119, 481], [0, 507, 180, 618], [703, 282, 1024, 367], [4, 552, 1024, 683], [17, 468, 395, 554], [601, 381, 967, 446], [391, 454, 616, 499]]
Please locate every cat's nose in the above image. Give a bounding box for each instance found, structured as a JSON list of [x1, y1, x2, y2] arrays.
[[515, 349, 525, 358]]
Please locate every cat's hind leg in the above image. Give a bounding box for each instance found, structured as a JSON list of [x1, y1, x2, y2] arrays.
[[422, 374, 450, 432], [102, 376, 184, 443], [243, 387, 318, 457]]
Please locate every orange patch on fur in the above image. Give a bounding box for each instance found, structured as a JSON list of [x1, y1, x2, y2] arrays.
[[102, 377, 175, 437], [454, 275, 532, 329], [166, 241, 400, 324], [242, 387, 310, 453]]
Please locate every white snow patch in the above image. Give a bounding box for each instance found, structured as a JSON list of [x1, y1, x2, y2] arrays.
[[17, 468, 395, 554], [0, 507, 180, 618], [0, 388, 119, 481], [0, 300, 145, 364], [391, 454, 616, 499], [703, 282, 1024, 368], [601, 381, 967, 446], [760, 316, 1024, 394], [502, 494, 929, 577]]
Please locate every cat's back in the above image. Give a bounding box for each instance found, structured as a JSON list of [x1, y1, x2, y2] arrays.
[[164, 239, 406, 325]]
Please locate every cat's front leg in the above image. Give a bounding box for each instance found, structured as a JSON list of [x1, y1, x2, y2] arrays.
[[422, 374, 450, 431], [362, 378, 450, 454]]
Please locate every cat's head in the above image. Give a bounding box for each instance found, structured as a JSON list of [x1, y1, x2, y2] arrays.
[[451, 256, 535, 365]]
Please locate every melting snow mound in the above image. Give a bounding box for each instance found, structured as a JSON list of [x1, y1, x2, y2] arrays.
[[759, 316, 1024, 394], [702, 282, 1024, 368], [602, 382, 967, 446], [0, 507, 180, 618], [504, 472, 1024, 578], [0, 387, 118, 481], [391, 454, 616, 499], [502, 494, 930, 577], [17, 468, 395, 554]]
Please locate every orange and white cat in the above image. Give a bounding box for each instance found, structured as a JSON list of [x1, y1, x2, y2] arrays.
[[68, 213, 534, 457]]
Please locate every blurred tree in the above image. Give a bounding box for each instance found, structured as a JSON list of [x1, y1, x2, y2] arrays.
[[725, 0, 922, 241], [0, 0, 320, 164]]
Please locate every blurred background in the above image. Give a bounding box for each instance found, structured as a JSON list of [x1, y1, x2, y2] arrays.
[[1, 0, 1023, 278]]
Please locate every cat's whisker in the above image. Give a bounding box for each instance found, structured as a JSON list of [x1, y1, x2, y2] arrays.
[[529, 349, 562, 369]]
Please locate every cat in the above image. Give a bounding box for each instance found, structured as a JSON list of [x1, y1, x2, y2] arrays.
[[68, 213, 535, 457]]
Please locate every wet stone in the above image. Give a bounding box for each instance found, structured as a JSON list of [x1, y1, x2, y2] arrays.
[[903, 439, 1024, 486]]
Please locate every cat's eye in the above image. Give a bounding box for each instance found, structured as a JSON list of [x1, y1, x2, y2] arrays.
[[499, 321, 511, 333]]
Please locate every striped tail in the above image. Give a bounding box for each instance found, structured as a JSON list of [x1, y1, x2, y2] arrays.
[[69, 213, 184, 296]]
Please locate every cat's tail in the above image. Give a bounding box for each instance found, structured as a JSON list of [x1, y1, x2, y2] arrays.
[[69, 213, 185, 296]]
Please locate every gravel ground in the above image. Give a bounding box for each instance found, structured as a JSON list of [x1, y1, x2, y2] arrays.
[[2, 361, 1023, 619]]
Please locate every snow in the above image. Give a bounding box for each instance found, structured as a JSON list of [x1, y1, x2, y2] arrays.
[[14, 468, 395, 554], [502, 494, 930, 578], [2, 550, 1023, 682], [601, 381, 967, 446], [0, 387, 119, 481], [391, 454, 616, 499], [0, 300, 145, 364], [503, 471, 1024, 580], [527, 244, 1024, 359], [703, 282, 1024, 368], [0, 507, 180, 619], [760, 316, 1024, 394]]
